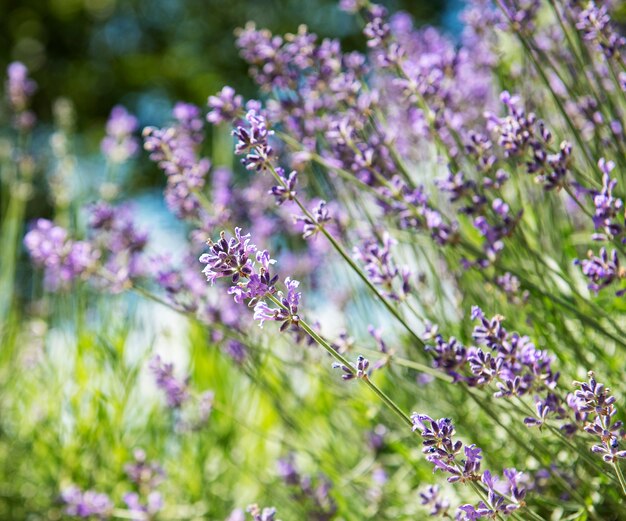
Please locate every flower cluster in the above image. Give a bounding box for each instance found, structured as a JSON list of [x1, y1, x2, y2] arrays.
[[575, 247, 626, 295], [200, 228, 304, 332], [207, 86, 244, 125], [576, 2, 625, 58], [353, 232, 411, 300], [123, 492, 163, 521], [437, 167, 521, 263], [88, 202, 148, 291], [61, 486, 113, 519], [200, 228, 275, 298], [5, 61, 37, 129], [573, 372, 626, 463], [149, 355, 214, 432], [246, 504, 278, 521], [333, 355, 370, 381], [425, 307, 559, 398], [143, 103, 211, 220], [411, 415, 482, 484], [124, 449, 165, 489], [24, 219, 98, 290], [487, 91, 571, 191], [419, 485, 450, 517], [296, 200, 331, 239], [589, 159, 624, 241], [122, 449, 165, 521], [269, 167, 297, 205], [412, 414, 526, 516], [101, 105, 139, 164], [233, 109, 274, 171], [149, 355, 190, 408]]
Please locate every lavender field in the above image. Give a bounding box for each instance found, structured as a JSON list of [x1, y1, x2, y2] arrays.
[[2, 0, 626, 519]]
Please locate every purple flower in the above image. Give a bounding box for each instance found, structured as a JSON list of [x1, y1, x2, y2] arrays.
[[5, 61, 37, 128], [496, 272, 528, 303], [574, 372, 626, 463], [411, 414, 484, 484], [87, 202, 148, 291], [123, 491, 163, 521], [207, 86, 244, 124], [225, 339, 248, 365], [269, 167, 297, 205], [24, 219, 98, 290], [101, 105, 139, 164], [487, 91, 570, 190], [124, 449, 165, 488], [199, 228, 258, 286], [143, 105, 211, 219], [590, 159, 624, 241], [200, 229, 303, 333], [61, 486, 113, 519], [575, 247, 625, 295], [576, 2, 625, 58], [333, 355, 370, 380], [233, 109, 274, 171], [253, 277, 301, 330], [173, 102, 204, 141], [419, 485, 450, 516], [353, 233, 411, 300], [364, 10, 391, 49], [296, 200, 331, 239], [276, 455, 336, 519], [426, 335, 467, 378], [149, 355, 189, 408]]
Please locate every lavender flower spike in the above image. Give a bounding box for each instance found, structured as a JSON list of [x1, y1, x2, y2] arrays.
[[574, 372, 626, 463], [232, 109, 274, 171], [101, 105, 139, 164], [149, 355, 189, 408], [200, 228, 258, 285], [253, 277, 301, 330], [207, 86, 244, 125], [5, 61, 37, 129]]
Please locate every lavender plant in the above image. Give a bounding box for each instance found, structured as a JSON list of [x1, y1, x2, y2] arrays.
[[3, 0, 626, 520]]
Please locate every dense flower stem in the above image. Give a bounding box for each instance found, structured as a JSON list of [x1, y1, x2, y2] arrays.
[[472, 391, 600, 520], [299, 309, 544, 519], [283, 131, 626, 354], [265, 162, 426, 350], [546, 0, 625, 163], [495, 1, 601, 188], [514, 397, 620, 487], [460, 238, 626, 351]]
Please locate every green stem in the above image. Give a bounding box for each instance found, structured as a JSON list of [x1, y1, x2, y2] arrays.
[[614, 462, 626, 496], [265, 160, 426, 350]]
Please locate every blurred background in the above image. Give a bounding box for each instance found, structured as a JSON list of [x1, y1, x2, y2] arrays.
[[0, 0, 454, 130]]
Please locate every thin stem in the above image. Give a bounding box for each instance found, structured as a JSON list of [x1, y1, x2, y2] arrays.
[[614, 462, 626, 496], [264, 160, 426, 349]]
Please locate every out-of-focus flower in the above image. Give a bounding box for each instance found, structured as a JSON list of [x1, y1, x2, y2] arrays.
[[61, 486, 113, 519], [101, 105, 139, 164]]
